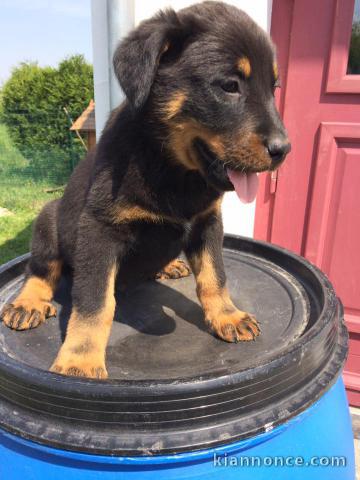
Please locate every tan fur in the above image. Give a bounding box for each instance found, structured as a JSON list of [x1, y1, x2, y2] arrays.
[[1, 260, 61, 330], [162, 91, 187, 121], [273, 62, 279, 81], [168, 116, 271, 174], [112, 196, 222, 227], [48, 260, 63, 288], [168, 120, 225, 170], [247, 133, 272, 168], [246, 132, 288, 171], [223, 131, 272, 172], [110, 202, 182, 225], [156, 258, 191, 279], [237, 56, 251, 77], [14, 277, 53, 307], [50, 266, 117, 379], [188, 249, 260, 342], [191, 250, 220, 301]]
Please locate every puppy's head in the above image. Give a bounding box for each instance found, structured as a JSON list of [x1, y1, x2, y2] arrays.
[[114, 1, 291, 197]]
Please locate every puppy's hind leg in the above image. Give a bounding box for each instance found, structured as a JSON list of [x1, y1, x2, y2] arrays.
[[156, 258, 191, 280], [1, 200, 62, 330]]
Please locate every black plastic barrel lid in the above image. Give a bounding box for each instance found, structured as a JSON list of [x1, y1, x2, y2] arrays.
[[0, 236, 348, 455], [0, 248, 308, 380]]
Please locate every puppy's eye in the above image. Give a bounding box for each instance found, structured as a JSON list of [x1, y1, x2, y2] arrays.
[[221, 80, 240, 94]]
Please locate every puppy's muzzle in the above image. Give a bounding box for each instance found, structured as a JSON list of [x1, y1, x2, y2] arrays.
[[265, 136, 291, 169]]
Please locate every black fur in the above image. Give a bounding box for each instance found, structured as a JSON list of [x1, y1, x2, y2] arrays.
[[1, 2, 291, 374]]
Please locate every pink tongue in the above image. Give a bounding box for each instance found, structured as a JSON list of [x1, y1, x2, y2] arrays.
[[227, 169, 259, 203]]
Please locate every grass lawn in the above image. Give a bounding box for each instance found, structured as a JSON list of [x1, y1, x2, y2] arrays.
[[0, 124, 63, 265]]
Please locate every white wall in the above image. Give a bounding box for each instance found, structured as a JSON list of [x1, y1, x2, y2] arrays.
[[91, 0, 134, 138], [92, 0, 272, 237]]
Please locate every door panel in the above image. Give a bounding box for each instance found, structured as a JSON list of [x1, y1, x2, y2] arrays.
[[326, 0, 360, 92], [256, 0, 360, 404], [305, 123, 360, 328]]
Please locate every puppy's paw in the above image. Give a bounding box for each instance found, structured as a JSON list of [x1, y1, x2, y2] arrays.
[[1, 301, 56, 331], [208, 309, 260, 343], [50, 353, 108, 379], [156, 259, 191, 280]]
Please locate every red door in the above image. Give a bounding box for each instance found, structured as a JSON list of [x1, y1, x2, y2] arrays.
[[255, 0, 360, 405]]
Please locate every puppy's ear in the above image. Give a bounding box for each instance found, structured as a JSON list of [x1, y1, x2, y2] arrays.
[[113, 9, 188, 110]]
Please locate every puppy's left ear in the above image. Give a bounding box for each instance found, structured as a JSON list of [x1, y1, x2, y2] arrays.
[[113, 9, 189, 110]]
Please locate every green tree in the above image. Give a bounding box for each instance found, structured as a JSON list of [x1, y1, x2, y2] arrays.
[[1, 55, 93, 184]]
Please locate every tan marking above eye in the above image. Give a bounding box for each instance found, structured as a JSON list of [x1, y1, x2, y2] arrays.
[[237, 56, 251, 78]]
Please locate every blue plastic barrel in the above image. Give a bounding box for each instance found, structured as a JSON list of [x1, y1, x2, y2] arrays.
[[0, 379, 354, 479], [0, 236, 355, 479]]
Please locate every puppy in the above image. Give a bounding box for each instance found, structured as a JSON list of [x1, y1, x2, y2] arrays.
[[0, 1, 290, 378]]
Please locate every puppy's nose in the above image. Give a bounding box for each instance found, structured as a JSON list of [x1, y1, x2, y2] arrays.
[[266, 137, 291, 165]]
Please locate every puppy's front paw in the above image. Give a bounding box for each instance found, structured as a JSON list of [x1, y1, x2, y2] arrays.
[[208, 309, 260, 343], [50, 353, 108, 379]]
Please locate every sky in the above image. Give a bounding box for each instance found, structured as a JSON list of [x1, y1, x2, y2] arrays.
[[355, 0, 360, 22], [0, 0, 358, 85], [0, 0, 93, 84]]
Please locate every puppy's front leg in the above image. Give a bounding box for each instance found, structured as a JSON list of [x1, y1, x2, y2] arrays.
[[50, 215, 121, 379], [185, 206, 260, 342]]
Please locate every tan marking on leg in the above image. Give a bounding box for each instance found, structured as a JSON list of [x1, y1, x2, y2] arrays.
[[189, 250, 260, 343], [156, 259, 191, 280], [50, 266, 117, 379], [237, 56, 251, 78], [1, 260, 61, 330]]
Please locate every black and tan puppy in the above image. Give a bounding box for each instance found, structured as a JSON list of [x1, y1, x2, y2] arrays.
[[0, 2, 290, 378]]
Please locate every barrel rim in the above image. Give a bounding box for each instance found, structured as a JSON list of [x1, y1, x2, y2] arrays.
[[0, 235, 348, 455], [0, 236, 338, 390]]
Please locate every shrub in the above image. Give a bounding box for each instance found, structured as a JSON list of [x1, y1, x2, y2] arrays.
[[1, 55, 93, 184]]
